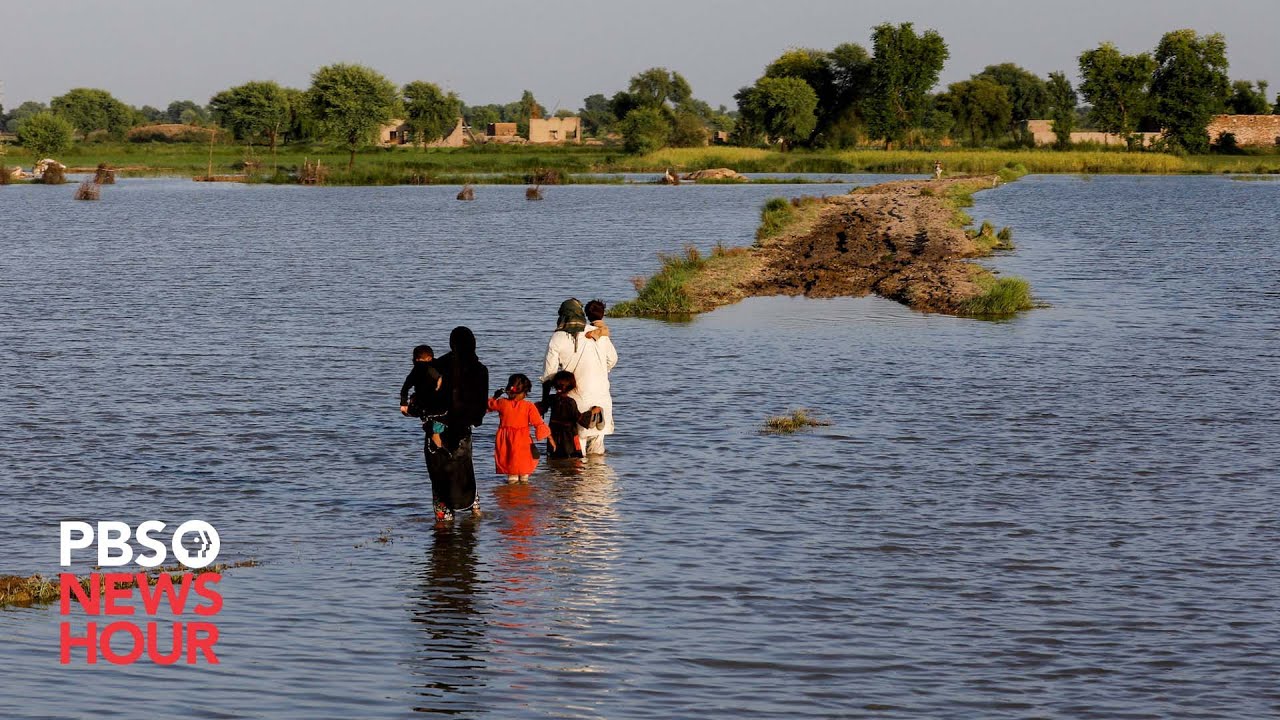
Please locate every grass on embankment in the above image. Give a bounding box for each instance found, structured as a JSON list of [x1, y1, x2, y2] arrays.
[[611, 195, 830, 317], [0, 560, 260, 609], [627, 146, 1280, 175]]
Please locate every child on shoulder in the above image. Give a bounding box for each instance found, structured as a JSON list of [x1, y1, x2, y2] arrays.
[[487, 373, 552, 483], [400, 344, 447, 452], [537, 371, 601, 459]]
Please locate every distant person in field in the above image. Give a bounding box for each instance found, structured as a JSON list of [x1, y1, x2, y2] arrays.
[[541, 298, 617, 455]]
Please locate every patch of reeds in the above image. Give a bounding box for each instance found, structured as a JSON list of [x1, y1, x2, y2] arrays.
[[74, 180, 100, 200], [94, 163, 116, 184], [525, 167, 565, 185], [456, 184, 475, 200], [968, 221, 1014, 252], [0, 165, 9, 185], [611, 245, 709, 316], [962, 276, 1034, 317], [526, 186, 543, 200], [762, 409, 831, 434], [39, 164, 66, 185]]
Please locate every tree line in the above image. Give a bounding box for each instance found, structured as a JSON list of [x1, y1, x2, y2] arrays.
[[3, 23, 1277, 165]]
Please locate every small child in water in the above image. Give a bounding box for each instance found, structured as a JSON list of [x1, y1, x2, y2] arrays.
[[400, 344, 446, 452], [488, 373, 552, 483], [538, 371, 601, 458]]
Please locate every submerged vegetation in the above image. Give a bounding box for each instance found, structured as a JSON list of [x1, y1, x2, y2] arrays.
[[762, 409, 831, 434], [0, 560, 260, 610]]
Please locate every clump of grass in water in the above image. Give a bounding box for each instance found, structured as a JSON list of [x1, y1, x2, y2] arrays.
[[962, 276, 1033, 317], [610, 245, 708, 316], [762, 409, 831, 434], [969, 221, 1015, 252], [0, 560, 260, 609]]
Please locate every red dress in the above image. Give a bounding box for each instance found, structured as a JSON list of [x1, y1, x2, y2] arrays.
[[487, 397, 550, 475]]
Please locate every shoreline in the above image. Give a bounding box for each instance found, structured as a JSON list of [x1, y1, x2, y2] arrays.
[[612, 173, 1034, 319]]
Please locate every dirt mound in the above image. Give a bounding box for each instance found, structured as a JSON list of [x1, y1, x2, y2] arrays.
[[746, 177, 997, 314], [684, 168, 746, 182]]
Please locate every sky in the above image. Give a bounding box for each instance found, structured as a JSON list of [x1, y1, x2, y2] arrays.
[[2, 0, 1277, 112]]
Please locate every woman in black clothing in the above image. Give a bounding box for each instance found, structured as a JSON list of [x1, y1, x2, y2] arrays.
[[427, 326, 489, 520]]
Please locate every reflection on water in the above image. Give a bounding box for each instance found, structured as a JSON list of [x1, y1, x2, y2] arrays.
[[413, 517, 486, 715], [2, 176, 1278, 718]]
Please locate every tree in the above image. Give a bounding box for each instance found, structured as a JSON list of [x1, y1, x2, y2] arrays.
[[515, 90, 543, 136], [735, 76, 818, 151], [209, 81, 292, 152], [579, 93, 617, 136], [1046, 71, 1078, 149], [669, 111, 709, 147], [974, 63, 1048, 141], [863, 23, 950, 148], [137, 105, 166, 123], [618, 107, 671, 154], [463, 104, 502, 130], [627, 68, 692, 109], [402, 81, 461, 147], [16, 112, 75, 160], [1078, 42, 1156, 142], [823, 42, 874, 147], [1150, 30, 1230, 154], [166, 100, 208, 125], [1226, 80, 1270, 115], [942, 78, 1012, 146], [305, 63, 401, 171], [4, 101, 48, 133], [50, 88, 133, 139]]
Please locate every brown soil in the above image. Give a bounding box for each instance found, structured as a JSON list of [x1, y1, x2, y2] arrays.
[[688, 176, 1003, 315]]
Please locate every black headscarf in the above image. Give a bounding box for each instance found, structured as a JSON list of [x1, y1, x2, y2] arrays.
[[435, 326, 488, 430]]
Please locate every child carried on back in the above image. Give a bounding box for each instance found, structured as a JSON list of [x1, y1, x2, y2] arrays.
[[537, 370, 602, 459]]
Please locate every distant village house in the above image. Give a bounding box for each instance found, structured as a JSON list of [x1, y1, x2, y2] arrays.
[[378, 117, 467, 148], [1028, 115, 1280, 148]]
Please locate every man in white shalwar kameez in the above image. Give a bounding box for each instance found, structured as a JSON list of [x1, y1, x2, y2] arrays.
[[542, 299, 617, 455]]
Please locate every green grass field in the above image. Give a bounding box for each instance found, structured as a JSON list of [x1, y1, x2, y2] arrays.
[[6, 140, 1279, 182]]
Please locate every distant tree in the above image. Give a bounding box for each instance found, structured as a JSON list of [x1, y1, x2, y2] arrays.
[[306, 63, 401, 171], [137, 105, 166, 123], [463, 104, 502, 130], [974, 63, 1048, 141], [16, 112, 75, 160], [824, 42, 873, 147], [607, 90, 641, 124], [282, 87, 316, 143], [669, 111, 709, 147], [579, 93, 617, 136], [942, 78, 1011, 146], [627, 68, 692, 109], [1046, 71, 1078, 149], [5, 101, 48, 133], [1078, 42, 1156, 142], [209, 81, 292, 152], [1150, 29, 1230, 154], [50, 88, 133, 139], [863, 22, 950, 149], [166, 100, 208, 125], [618, 106, 671, 154], [515, 89, 544, 136], [554, 109, 575, 119], [1226, 80, 1271, 115], [736, 76, 818, 151], [1274, 95, 1280, 114], [402, 81, 461, 147]]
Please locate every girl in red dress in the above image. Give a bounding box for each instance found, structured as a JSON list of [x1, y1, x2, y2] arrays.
[[487, 373, 553, 483]]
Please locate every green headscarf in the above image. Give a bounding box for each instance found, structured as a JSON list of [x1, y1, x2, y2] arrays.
[[556, 298, 587, 341]]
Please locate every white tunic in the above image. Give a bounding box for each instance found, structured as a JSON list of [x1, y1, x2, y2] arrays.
[[541, 329, 617, 437]]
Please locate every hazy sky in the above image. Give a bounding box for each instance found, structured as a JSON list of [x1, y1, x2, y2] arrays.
[[3, 0, 1277, 111]]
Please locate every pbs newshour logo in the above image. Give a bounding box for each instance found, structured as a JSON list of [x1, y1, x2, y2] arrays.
[[58, 520, 226, 666]]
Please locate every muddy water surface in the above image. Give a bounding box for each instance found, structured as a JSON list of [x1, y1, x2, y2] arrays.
[[1, 175, 1277, 718]]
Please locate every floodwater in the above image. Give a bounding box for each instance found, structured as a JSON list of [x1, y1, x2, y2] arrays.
[[1, 175, 1277, 719]]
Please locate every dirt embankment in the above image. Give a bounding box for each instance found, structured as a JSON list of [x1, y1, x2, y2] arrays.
[[687, 176, 1010, 315]]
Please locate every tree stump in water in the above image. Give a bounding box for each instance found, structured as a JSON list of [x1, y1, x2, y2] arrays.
[[457, 184, 475, 201], [526, 186, 543, 201]]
